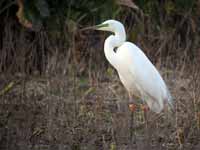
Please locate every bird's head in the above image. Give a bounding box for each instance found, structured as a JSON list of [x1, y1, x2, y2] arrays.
[[95, 20, 124, 33], [83, 20, 125, 34], [82, 20, 126, 45]]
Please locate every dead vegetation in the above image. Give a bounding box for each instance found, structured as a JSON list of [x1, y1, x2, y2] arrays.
[[0, 57, 200, 149], [0, 1, 200, 150]]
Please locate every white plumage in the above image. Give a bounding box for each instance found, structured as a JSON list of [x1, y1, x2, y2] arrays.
[[94, 20, 172, 113]]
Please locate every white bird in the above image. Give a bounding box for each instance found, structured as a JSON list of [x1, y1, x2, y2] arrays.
[[87, 20, 173, 113]]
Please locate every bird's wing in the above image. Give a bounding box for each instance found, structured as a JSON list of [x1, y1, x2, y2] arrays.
[[117, 42, 170, 113]]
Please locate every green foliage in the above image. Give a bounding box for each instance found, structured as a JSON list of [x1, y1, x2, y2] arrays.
[[17, 0, 120, 31], [164, 1, 175, 15], [133, 0, 197, 29], [134, 0, 159, 15], [23, 0, 50, 29], [63, 0, 119, 23], [175, 0, 196, 12], [135, 0, 197, 16]]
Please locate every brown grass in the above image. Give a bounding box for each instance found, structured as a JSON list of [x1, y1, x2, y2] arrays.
[[0, 59, 200, 149]]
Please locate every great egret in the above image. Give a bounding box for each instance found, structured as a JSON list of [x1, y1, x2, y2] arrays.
[[86, 20, 173, 113]]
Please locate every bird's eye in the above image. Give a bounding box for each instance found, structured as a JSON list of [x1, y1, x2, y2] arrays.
[[114, 47, 118, 52]]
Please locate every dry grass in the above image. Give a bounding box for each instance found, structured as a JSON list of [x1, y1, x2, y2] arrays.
[[0, 60, 200, 150]]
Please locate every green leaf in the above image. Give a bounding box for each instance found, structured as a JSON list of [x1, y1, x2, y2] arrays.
[[165, 1, 175, 15], [35, 0, 50, 17], [24, 6, 42, 30]]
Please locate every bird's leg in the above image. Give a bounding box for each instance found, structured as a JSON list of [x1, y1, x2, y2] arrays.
[[128, 93, 137, 112], [140, 104, 149, 112], [128, 92, 136, 143]]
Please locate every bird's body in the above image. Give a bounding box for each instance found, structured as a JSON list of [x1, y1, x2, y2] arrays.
[[91, 20, 172, 113], [115, 42, 171, 113]]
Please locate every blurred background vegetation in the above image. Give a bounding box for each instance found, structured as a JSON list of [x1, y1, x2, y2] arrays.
[[1, 1, 200, 149], [0, 0, 199, 75]]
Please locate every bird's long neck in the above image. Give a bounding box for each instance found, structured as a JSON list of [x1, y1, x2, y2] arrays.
[[104, 31, 126, 68]]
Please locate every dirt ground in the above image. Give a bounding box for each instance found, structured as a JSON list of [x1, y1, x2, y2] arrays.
[[0, 66, 200, 150]]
